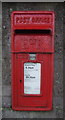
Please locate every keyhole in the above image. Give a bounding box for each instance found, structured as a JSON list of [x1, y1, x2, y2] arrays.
[[20, 80, 22, 83]]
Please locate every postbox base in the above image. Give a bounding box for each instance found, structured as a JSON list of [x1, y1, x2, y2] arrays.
[[12, 106, 52, 111]]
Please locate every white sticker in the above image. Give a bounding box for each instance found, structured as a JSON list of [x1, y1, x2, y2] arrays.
[[24, 63, 41, 94]]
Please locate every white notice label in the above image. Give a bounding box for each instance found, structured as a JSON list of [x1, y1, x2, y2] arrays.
[[24, 63, 41, 94]]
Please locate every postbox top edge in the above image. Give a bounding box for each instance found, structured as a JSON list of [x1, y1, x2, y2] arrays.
[[11, 11, 55, 16]]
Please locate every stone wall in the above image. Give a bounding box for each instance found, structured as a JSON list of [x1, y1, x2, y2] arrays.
[[0, 1, 2, 120]]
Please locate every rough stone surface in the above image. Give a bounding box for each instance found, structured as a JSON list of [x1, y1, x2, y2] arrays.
[[2, 2, 63, 118], [0, 1, 2, 120]]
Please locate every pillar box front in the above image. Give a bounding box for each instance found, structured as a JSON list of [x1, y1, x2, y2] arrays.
[[11, 11, 54, 111]]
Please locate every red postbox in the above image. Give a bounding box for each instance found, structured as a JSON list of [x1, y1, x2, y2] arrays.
[[11, 11, 54, 111]]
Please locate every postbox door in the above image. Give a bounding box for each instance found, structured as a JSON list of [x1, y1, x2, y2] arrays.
[[12, 53, 53, 110]]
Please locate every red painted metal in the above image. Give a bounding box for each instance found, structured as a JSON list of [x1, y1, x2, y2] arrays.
[[11, 11, 54, 111]]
